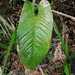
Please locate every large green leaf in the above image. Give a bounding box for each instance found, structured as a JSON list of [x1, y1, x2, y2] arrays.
[[17, 0, 53, 69]]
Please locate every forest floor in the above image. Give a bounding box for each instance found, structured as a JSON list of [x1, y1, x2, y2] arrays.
[[0, 0, 75, 75]]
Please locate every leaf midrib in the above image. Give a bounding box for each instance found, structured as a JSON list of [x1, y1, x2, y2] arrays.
[[31, 17, 37, 65]]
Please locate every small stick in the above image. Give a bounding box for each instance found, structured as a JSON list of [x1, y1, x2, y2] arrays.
[[39, 68, 44, 75], [36, 64, 47, 70], [7, 17, 15, 29], [52, 10, 75, 21]]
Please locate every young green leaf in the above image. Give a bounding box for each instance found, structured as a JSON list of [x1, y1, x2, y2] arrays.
[[64, 41, 69, 59], [53, 21, 65, 51], [2, 29, 16, 74], [17, 0, 53, 69], [63, 61, 71, 75]]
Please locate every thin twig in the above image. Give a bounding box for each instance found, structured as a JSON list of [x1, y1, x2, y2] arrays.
[[39, 68, 44, 75], [52, 10, 75, 21], [36, 64, 47, 70], [7, 17, 15, 29]]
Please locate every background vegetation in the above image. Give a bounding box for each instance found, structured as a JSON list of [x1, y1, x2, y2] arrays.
[[0, 0, 75, 75]]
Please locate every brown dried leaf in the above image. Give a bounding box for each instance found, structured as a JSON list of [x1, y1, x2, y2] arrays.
[[25, 69, 41, 75]]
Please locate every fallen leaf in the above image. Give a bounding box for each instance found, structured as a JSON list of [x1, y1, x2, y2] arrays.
[[25, 69, 41, 75]]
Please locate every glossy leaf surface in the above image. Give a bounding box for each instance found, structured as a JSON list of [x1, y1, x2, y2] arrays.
[[17, 0, 53, 69]]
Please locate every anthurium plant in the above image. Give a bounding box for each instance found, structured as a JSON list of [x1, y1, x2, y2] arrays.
[[17, 0, 53, 69]]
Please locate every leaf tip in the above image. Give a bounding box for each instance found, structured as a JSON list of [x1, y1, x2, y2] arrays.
[[40, 0, 50, 7]]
